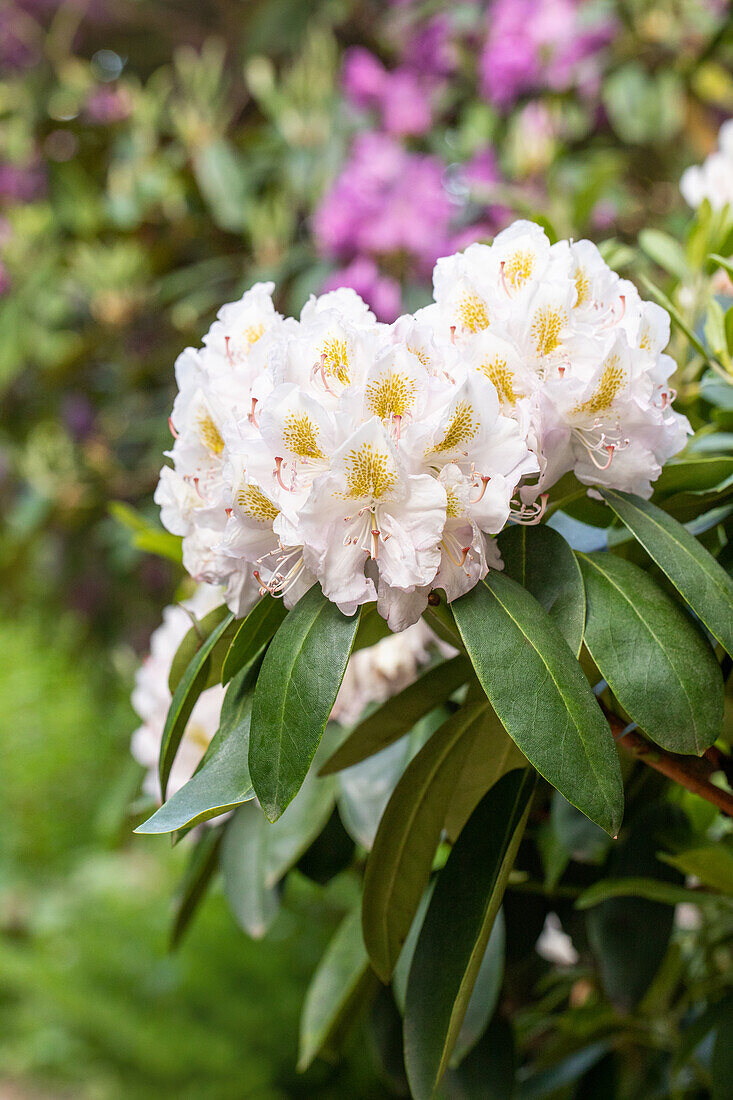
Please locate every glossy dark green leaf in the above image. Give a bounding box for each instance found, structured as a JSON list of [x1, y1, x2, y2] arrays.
[[362, 704, 493, 982], [220, 594, 288, 684], [249, 585, 360, 821], [320, 655, 471, 776], [168, 605, 232, 694], [439, 1014, 516, 1100], [516, 1043, 609, 1100], [578, 552, 723, 755], [601, 489, 733, 657], [498, 523, 585, 656], [403, 769, 535, 1100], [170, 825, 223, 949], [159, 611, 234, 798], [449, 909, 505, 1068], [298, 905, 376, 1071], [443, 707, 526, 843], [137, 664, 257, 835], [451, 573, 623, 836]]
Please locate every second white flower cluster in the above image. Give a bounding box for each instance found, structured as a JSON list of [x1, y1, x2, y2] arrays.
[[156, 220, 689, 630]]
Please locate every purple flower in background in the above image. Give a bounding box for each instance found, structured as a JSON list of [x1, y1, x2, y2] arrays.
[[479, 0, 615, 109], [313, 133, 453, 276], [322, 258, 402, 322], [403, 16, 456, 78], [342, 47, 433, 136], [0, 261, 11, 298], [0, 160, 46, 204]]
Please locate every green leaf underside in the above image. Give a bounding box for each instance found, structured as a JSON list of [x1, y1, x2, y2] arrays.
[[168, 605, 232, 694], [576, 876, 732, 909], [298, 905, 375, 1071], [320, 655, 472, 776], [220, 802, 280, 939], [362, 703, 500, 982], [170, 826, 223, 949], [601, 489, 733, 658], [404, 769, 536, 1100], [137, 664, 257, 834], [159, 611, 235, 798], [498, 525, 586, 656], [451, 573, 623, 836], [249, 585, 361, 821], [578, 552, 722, 755], [221, 594, 288, 684]]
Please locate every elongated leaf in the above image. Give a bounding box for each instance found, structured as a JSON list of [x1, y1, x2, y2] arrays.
[[404, 769, 535, 1100], [159, 611, 234, 798], [451, 574, 623, 836], [320, 656, 471, 776], [169, 605, 233, 694], [639, 228, 689, 281], [640, 275, 711, 363], [576, 877, 727, 909], [712, 998, 733, 1100], [362, 704, 492, 981], [498, 524, 585, 656], [578, 552, 722, 755], [443, 707, 526, 842], [137, 664, 258, 835], [658, 843, 733, 895], [220, 802, 280, 939], [170, 825, 223, 949], [449, 909, 505, 1068], [249, 585, 360, 821], [601, 489, 733, 657], [298, 905, 376, 1071], [221, 595, 287, 685]]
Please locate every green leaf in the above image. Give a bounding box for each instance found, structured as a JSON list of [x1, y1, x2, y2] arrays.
[[712, 997, 733, 1100], [578, 552, 723, 755], [440, 1014, 516, 1100], [403, 769, 535, 1100], [451, 574, 623, 836], [443, 706, 526, 843], [320, 655, 471, 776], [220, 802, 280, 939], [706, 299, 732, 369], [710, 253, 733, 280], [449, 909, 505, 1068], [658, 843, 733, 895], [220, 758, 336, 938], [159, 611, 234, 798], [109, 501, 183, 564], [220, 595, 288, 685], [362, 704, 493, 981], [498, 524, 585, 656], [170, 825, 223, 949], [601, 489, 733, 658], [639, 228, 689, 281], [136, 664, 258, 835], [298, 904, 376, 1071], [168, 605, 232, 694], [576, 877, 727, 909], [249, 585, 361, 821]]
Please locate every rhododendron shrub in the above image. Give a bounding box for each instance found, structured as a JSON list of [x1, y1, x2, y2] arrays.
[[134, 216, 733, 1098]]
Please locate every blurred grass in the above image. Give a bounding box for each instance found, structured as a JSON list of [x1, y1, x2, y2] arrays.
[[0, 614, 382, 1098]]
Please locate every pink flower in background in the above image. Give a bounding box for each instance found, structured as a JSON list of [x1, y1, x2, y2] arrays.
[[342, 47, 434, 135], [85, 85, 132, 124], [403, 15, 457, 78], [479, 0, 615, 109], [0, 261, 11, 298], [313, 132, 453, 275], [322, 258, 402, 322], [0, 160, 46, 204]]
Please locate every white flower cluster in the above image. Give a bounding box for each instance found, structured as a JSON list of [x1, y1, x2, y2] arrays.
[[680, 118, 733, 211], [131, 585, 447, 809], [156, 221, 689, 630]]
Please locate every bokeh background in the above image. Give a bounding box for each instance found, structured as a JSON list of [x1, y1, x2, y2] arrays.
[[0, 1, 731, 1096]]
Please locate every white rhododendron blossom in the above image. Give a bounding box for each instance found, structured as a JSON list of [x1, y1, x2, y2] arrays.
[[131, 583, 226, 803], [156, 223, 689, 628], [680, 118, 733, 211]]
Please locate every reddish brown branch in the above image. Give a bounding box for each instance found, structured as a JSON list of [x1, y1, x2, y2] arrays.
[[602, 708, 733, 820]]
